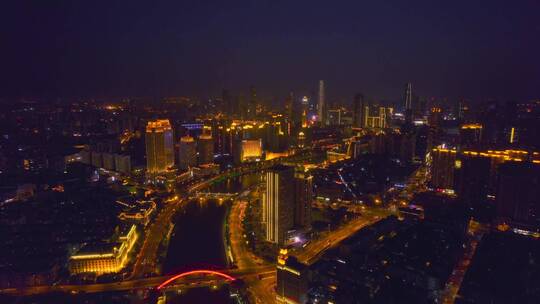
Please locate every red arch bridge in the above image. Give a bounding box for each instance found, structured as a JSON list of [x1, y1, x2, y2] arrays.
[[156, 269, 237, 290], [0, 266, 275, 296]]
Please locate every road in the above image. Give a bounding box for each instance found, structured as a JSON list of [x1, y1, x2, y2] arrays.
[[229, 199, 265, 269], [228, 187, 278, 304], [440, 221, 486, 304], [294, 209, 390, 265], [130, 197, 183, 279], [0, 266, 274, 297]]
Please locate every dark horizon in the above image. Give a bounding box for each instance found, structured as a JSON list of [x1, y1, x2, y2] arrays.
[[1, 1, 539, 102]]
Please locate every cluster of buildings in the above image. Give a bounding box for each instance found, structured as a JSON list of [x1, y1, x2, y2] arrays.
[[276, 192, 468, 303]]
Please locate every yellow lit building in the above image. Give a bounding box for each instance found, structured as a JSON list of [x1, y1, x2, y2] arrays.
[[178, 135, 197, 170], [145, 119, 174, 174], [69, 225, 138, 275], [197, 134, 214, 165], [459, 123, 483, 149], [430, 148, 457, 190], [264, 165, 295, 245], [364, 106, 393, 129], [276, 249, 309, 304], [240, 139, 262, 162]]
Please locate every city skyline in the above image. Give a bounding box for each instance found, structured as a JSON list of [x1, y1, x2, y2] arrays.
[[2, 2, 540, 304]]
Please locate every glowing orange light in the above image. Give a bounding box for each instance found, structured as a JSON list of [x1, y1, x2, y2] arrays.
[[157, 270, 236, 290]]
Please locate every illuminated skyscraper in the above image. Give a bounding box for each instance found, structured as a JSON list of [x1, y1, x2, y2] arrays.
[[404, 82, 413, 124], [294, 169, 312, 230], [178, 135, 197, 170], [301, 96, 309, 127], [430, 148, 457, 190], [248, 85, 257, 119], [222, 89, 231, 115], [145, 119, 174, 174], [240, 139, 262, 162], [317, 80, 325, 125], [353, 93, 365, 128], [460, 124, 483, 149], [197, 134, 214, 165], [364, 105, 393, 129], [285, 91, 294, 121], [264, 165, 295, 245], [427, 107, 442, 151], [276, 250, 309, 304]]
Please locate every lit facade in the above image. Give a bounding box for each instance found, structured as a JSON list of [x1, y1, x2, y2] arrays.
[[264, 165, 295, 245], [430, 148, 457, 190], [364, 106, 393, 129], [145, 119, 174, 174], [69, 225, 138, 275], [276, 249, 309, 304], [459, 124, 483, 149], [317, 80, 325, 124], [178, 135, 197, 170], [197, 134, 214, 165], [240, 139, 262, 162]]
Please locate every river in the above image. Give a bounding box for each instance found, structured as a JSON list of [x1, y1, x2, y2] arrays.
[[162, 173, 262, 303]]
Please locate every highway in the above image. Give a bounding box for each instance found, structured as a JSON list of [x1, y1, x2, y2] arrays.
[[228, 188, 278, 303]]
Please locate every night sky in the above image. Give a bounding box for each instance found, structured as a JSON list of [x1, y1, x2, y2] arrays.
[[1, 0, 539, 102]]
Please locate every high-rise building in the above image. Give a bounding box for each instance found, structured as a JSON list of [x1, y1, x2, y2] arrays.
[[248, 85, 257, 119], [285, 92, 294, 121], [145, 119, 174, 174], [454, 154, 491, 205], [264, 165, 295, 245], [460, 124, 483, 149], [240, 139, 262, 162], [399, 131, 416, 162], [197, 134, 214, 165], [276, 250, 309, 304], [404, 82, 413, 124], [430, 148, 457, 190], [222, 89, 231, 115], [353, 93, 365, 128], [317, 80, 325, 125], [327, 108, 343, 126], [427, 107, 442, 151], [294, 169, 312, 230], [301, 96, 309, 128], [364, 106, 393, 129], [495, 162, 540, 228], [178, 136, 197, 170]]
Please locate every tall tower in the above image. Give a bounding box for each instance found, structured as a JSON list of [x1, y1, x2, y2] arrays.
[[221, 89, 231, 115], [301, 96, 309, 128], [248, 85, 257, 119], [178, 135, 197, 170], [264, 165, 295, 245], [353, 93, 365, 128], [404, 82, 413, 124], [145, 119, 174, 174], [317, 80, 325, 125], [285, 91, 294, 121]]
